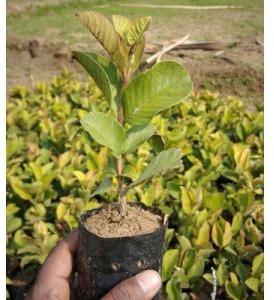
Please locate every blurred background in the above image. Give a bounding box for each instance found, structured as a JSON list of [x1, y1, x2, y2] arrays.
[[7, 0, 263, 104]]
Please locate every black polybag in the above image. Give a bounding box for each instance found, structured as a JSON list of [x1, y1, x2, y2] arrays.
[[77, 204, 167, 299]]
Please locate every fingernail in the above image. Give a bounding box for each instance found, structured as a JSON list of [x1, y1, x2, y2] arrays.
[[135, 270, 162, 299]]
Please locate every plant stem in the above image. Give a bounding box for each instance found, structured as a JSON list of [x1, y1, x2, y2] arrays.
[[116, 70, 130, 215]]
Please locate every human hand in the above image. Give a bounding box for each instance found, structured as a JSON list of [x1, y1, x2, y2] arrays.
[[27, 229, 162, 300]]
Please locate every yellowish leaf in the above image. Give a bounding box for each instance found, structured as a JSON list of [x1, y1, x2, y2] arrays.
[[195, 222, 210, 247], [76, 11, 128, 71]]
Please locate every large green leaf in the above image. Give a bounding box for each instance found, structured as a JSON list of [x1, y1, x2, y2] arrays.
[[81, 112, 125, 156], [76, 11, 128, 70], [122, 60, 192, 125], [125, 124, 155, 152], [72, 52, 121, 115], [130, 148, 183, 187]]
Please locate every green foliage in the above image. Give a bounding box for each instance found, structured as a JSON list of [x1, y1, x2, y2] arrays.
[[122, 60, 192, 125], [7, 71, 263, 298], [76, 11, 128, 71], [130, 148, 183, 188], [125, 124, 155, 153], [81, 111, 126, 156], [72, 51, 122, 116]]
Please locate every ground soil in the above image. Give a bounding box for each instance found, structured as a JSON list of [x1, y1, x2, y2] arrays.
[[84, 203, 162, 238], [6, 34, 263, 106]]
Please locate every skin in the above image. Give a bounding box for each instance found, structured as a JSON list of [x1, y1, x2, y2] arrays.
[[26, 229, 162, 300]]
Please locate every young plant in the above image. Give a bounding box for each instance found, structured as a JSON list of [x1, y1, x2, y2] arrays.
[[73, 11, 192, 215]]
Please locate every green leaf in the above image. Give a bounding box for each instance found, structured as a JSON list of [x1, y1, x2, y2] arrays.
[[225, 281, 244, 300], [112, 15, 132, 40], [121, 165, 138, 180], [122, 60, 192, 125], [182, 249, 195, 272], [112, 15, 146, 73], [73, 52, 122, 115], [187, 257, 205, 280], [7, 216, 22, 234], [14, 230, 33, 247], [231, 212, 242, 236], [73, 170, 86, 181], [59, 151, 74, 168], [17, 244, 40, 254], [165, 228, 175, 249], [81, 111, 125, 156], [125, 124, 155, 152], [130, 148, 183, 187], [212, 219, 232, 248], [233, 144, 251, 172], [140, 185, 156, 206], [252, 253, 264, 277], [125, 16, 151, 45], [203, 192, 225, 211], [9, 177, 32, 200], [129, 37, 145, 74], [245, 277, 260, 292], [82, 201, 101, 212], [217, 262, 228, 286], [166, 278, 182, 300], [195, 222, 210, 247], [29, 162, 43, 181], [181, 187, 193, 215], [177, 235, 192, 251], [162, 249, 179, 281], [44, 234, 59, 253], [20, 255, 42, 268], [221, 221, 232, 247], [6, 204, 20, 216], [149, 134, 166, 153], [91, 177, 113, 197], [104, 157, 116, 176], [76, 11, 127, 70], [203, 273, 214, 285], [56, 203, 67, 220]]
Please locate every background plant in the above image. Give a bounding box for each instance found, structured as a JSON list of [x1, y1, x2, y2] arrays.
[[7, 68, 263, 298]]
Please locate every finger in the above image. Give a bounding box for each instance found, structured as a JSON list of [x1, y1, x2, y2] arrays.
[[27, 229, 79, 300], [101, 270, 161, 300], [38, 229, 79, 280]]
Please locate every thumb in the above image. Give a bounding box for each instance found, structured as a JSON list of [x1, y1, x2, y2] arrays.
[[101, 270, 162, 300]]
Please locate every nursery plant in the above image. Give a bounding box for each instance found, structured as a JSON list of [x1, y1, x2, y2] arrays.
[[72, 11, 192, 299], [6, 77, 264, 299]]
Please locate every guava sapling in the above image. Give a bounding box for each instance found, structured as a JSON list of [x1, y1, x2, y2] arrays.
[[73, 11, 192, 299]]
